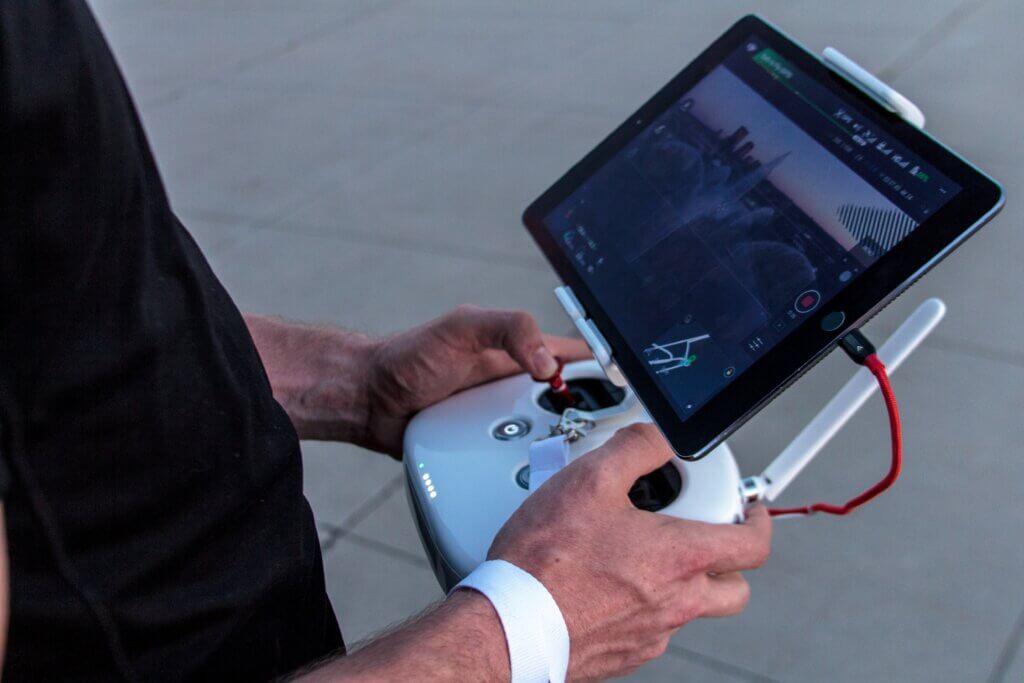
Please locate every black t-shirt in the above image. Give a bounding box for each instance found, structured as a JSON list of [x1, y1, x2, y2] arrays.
[[0, 2, 343, 679]]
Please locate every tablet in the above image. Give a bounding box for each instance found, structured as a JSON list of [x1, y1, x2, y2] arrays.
[[523, 15, 1003, 459]]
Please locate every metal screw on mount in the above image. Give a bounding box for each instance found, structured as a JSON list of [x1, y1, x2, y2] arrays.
[[549, 409, 595, 443], [739, 476, 768, 505]]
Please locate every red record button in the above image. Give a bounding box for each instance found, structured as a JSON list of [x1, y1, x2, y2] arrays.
[[794, 289, 821, 314]]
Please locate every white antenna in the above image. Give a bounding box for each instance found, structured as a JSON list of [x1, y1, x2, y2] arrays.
[[761, 298, 945, 501]]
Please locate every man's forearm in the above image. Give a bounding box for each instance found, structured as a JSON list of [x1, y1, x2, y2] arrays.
[[295, 590, 509, 682], [244, 314, 376, 443]]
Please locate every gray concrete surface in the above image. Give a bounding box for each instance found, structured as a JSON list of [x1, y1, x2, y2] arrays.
[[88, 1, 1023, 680]]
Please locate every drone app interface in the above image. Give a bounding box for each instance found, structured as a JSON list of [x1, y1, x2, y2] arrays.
[[544, 38, 960, 420]]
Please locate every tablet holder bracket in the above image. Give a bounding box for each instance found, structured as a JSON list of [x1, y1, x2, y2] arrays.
[[821, 47, 925, 128], [554, 285, 628, 387]]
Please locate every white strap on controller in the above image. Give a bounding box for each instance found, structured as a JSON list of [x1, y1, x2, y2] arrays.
[[529, 409, 603, 490], [528, 436, 570, 490], [453, 559, 570, 683]]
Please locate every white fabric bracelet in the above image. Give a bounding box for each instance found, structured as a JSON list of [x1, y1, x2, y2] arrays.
[[452, 559, 570, 683]]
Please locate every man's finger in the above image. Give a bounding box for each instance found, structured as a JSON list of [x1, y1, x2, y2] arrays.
[[699, 572, 750, 618], [468, 334, 591, 385], [449, 306, 559, 380], [592, 423, 677, 491], [542, 334, 591, 364], [690, 505, 773, 574]]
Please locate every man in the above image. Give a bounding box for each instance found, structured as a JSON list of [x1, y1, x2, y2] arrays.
[[0, 2, 771, 680]]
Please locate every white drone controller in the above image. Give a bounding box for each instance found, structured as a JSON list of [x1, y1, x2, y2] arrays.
[[404, 297, 946, 591]]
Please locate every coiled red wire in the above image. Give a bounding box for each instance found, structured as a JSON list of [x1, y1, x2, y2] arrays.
[[769, 354, 902, 517]]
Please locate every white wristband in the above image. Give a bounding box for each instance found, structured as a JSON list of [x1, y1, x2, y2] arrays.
[[453, 559, 570, 683]]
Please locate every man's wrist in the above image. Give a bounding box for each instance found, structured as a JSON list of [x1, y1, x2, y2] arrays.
[[244, 314, 380, 444], [292, 589, 510, 682], [442, 590, 511, 679], [455, 560, 570, 682]]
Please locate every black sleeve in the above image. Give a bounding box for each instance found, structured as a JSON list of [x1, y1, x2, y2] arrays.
[[0, 3, 167, 394], [0, 2, 166, 500], [0, 1, 163, 332]]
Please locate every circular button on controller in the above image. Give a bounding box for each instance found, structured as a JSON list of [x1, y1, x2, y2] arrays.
[[515, 465, 531, 490], [493, 418, 530, 441], [821, 311, 846, 332]]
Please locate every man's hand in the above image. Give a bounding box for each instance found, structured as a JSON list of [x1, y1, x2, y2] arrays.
[[296, 423, 771, 681], [364, 305, 589, 454], [246, 306, 588, 455], [488, 423, 772, 680]]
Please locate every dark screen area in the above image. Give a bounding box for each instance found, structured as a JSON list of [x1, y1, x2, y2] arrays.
[[544, 37, 960, 419]]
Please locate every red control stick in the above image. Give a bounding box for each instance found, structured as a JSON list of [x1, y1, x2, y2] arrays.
[[547, 358, 575, 409]]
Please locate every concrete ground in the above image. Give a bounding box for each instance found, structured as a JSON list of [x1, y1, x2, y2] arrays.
[[89, 1, 1022, 680]]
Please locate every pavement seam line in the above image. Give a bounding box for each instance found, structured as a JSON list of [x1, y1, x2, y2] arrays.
[[666, 642, 782, 683], [987, 601, 1024, 683], [878, 0, 992, 81], [137, 0, 410, 109], [229, 0, 410, 77], [317, 474, 405, 556], [340, 474, 406, 530], [318, 523, 346, 553], [334, 530, 430, 569], [180, 204, 552, 274], [922, 333, 1024, 370]]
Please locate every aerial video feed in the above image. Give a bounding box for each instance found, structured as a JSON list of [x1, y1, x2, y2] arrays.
[[545, 40, 958, 417]]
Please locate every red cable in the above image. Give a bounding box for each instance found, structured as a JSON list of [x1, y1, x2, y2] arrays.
[[769, 353, 902, 517]]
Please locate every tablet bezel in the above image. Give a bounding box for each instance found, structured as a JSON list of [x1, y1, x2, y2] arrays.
[[522, 14, 1004, 459]]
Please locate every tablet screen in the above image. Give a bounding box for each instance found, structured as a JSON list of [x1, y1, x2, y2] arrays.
[[542, 36, 962, 419]]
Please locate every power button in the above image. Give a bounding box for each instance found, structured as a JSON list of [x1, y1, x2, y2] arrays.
[[821, 311, 846, 332]]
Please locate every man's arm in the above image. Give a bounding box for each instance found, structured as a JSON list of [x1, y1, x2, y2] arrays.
[[249, 307, 771, 680], [245, 307, 589, 455], [244, 314, 378, 445], [292, 426, 772, 681], [296, 590, 509, 682]]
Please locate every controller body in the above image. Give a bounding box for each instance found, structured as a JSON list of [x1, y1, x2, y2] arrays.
[[403, 360, 744, 591]]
